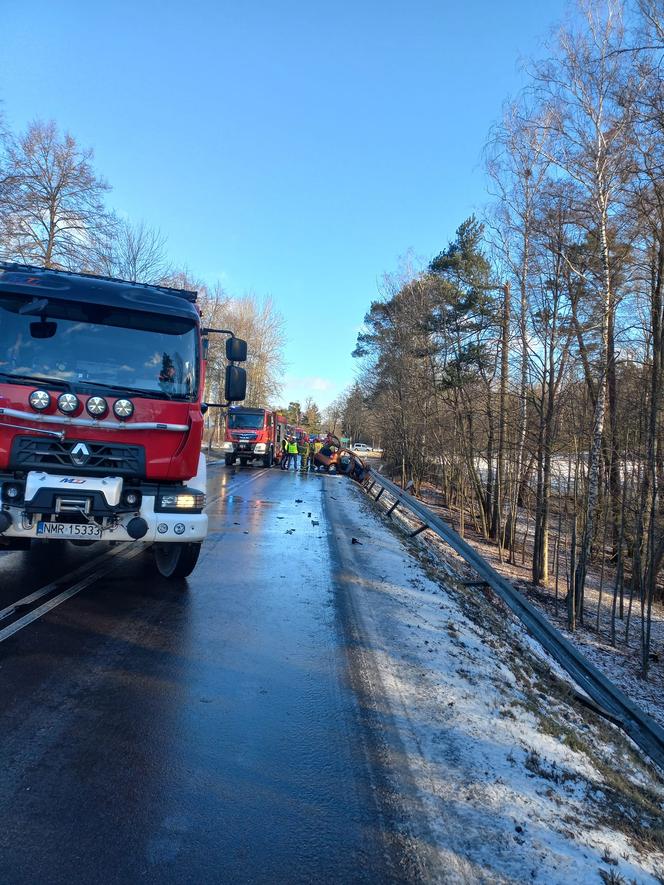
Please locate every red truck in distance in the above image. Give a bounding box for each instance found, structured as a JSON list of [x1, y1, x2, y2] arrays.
[[0, 263, 247, 578], [222, 407, 289, 467]]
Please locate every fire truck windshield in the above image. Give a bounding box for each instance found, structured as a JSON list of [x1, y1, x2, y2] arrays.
[[228, 412, 265, 429], [0, 294, 198, 400]]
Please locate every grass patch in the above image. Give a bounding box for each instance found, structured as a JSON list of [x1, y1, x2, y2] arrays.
[[525, 749, 578, 785]]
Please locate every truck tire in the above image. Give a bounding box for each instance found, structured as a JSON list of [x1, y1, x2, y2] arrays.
[[224, 454, 235, 466], [154, 542, 201, 578], [262, 448, 273, 468]]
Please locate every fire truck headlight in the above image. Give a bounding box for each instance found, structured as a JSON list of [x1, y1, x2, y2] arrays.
[[29, 389, 51, 411], [57, 393, 80, 414], [158, 492, 206, 511], [113, 398, 134, 420], [254, 443, 267, 454], [86, 396, 108, 417], [221, 442, 234, 452]]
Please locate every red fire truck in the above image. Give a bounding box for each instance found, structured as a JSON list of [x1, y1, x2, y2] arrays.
[[0, 263, 247, 578], [221, 407, 288, 467]]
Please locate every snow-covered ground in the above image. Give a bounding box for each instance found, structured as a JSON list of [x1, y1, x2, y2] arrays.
[[324, 479, 664, 884], [456, 454, 645, 495], [412, 482, 664, 731]]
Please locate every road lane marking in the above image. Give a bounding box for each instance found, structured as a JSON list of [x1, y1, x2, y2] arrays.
[[0, 466, 262, 616], [0, 545, 145, 644], [0, 543, 133, 625], [205, 468, 269, 509], [0, 468, 267, 643]]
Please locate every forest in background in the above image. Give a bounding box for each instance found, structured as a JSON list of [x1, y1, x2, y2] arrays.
[[349, 0, 664, 678]]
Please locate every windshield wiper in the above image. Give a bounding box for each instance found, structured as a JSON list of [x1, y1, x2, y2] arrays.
[[0, 371, 72, 391], [81, 380, 175, 400], [0, 372, 190, 402]]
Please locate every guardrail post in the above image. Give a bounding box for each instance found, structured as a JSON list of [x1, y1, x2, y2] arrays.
[[410, 524, 428, 538], [387, 500, 400, 517]]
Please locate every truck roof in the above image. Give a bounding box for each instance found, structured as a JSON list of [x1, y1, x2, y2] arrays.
[[0, 262, 200, 322]]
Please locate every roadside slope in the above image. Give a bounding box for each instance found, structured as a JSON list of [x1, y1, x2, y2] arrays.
[[324, 478, 664, 885]]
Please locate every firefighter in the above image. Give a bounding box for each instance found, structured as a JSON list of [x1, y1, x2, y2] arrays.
[[307, 436, 317, 472], [280, 435, 289, 470], [297, 435, 309, 471], [312, 437, 323, 471], [286, 436, 299, 471]]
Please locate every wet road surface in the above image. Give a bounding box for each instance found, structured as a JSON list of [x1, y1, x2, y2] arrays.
[[0, 464, 404, 884]]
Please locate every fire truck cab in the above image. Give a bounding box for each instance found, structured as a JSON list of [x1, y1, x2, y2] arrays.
[[222, 407, 287, 468], [0, 263, 246, 578]]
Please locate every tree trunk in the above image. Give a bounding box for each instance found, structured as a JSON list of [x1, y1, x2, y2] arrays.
[[574, 206, 611, 614], [492, 283, 510, 549]]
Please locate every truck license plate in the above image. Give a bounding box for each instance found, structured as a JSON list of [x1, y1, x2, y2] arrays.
[[37, 522, 102, 539]]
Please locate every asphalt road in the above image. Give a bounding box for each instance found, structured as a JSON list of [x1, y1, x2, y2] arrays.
[[0, 464, 410, 885]]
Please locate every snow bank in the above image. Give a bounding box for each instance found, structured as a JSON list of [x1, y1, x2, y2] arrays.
[[325, 480, 664, 884]]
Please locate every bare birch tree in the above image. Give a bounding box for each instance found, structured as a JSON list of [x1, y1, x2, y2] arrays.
[[530, 0, 634, 618], [92, 217, 170, 282], [1, 120, 110, 269], [199, 286, 285, 409]]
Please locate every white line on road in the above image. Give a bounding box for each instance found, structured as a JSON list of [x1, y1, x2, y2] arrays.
[[0, 468, 267, 644], [0, 542, 132, 625], [0, 545, 145, 644]]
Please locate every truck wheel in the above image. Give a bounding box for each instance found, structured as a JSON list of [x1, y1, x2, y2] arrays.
[[262, 449, 273, 468], [224, 454, 235, 466], [154, 542, 202, 578]]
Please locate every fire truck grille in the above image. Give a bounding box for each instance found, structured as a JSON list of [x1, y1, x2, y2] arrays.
[[9, 437, 146, 478]]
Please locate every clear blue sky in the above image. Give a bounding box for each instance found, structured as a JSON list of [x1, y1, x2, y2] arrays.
[[0, 0, 566, 409]]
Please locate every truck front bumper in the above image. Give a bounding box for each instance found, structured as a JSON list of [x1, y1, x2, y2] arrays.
[[0, 472, 208, 544], [221, 442, 267, 455]]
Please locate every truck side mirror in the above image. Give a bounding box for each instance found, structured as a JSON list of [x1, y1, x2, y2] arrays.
[[225, 365, 247, 402], [226, 337, 247, 362]]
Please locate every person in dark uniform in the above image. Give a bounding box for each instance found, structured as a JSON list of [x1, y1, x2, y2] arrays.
[[280, 435, 290, 470]]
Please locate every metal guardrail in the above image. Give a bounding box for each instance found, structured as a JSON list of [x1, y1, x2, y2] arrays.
[[363, 468, 664, 771]]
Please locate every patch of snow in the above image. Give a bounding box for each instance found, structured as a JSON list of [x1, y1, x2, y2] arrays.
[[327, 480, 664, 884]]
